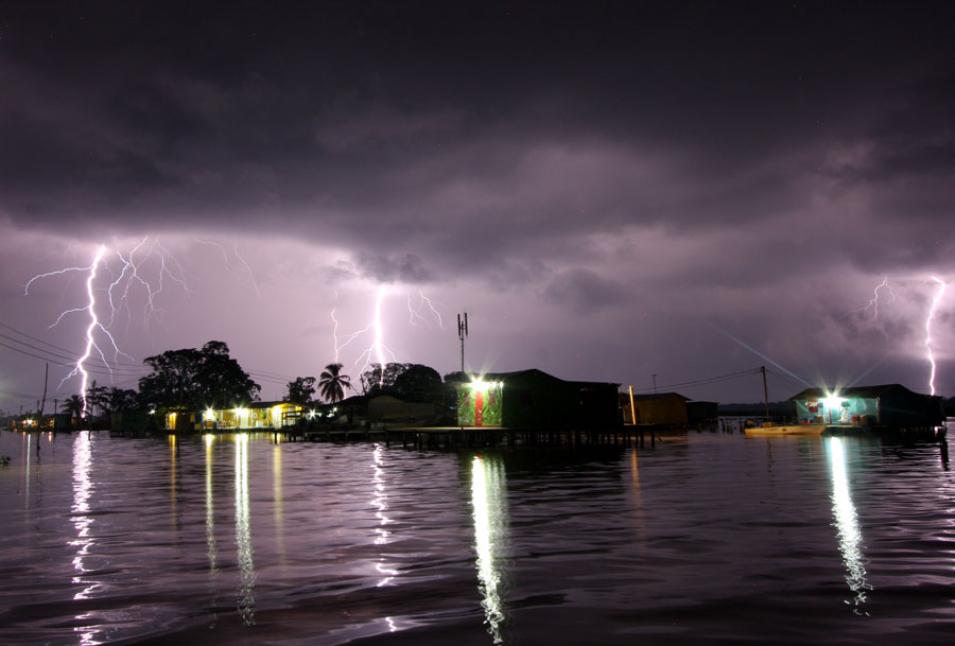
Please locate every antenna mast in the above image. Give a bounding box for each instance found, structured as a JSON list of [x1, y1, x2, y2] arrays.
[[457, 312, 469, 374]]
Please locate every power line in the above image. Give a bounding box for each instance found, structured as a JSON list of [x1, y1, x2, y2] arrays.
[[631, 367, 763, 393], [0, 333, 147, 375]]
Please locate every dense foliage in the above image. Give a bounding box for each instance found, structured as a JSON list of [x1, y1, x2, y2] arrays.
[[138, 340, 261, 409], [285, 376, 317, 404], [361, 363, 443, 403]]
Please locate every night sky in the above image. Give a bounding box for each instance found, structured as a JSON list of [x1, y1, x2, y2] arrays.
[[1, 1, 954, 409]]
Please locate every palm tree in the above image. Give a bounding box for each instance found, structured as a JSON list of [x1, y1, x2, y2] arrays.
[[318, 363, 352, 403], [61, 395, 84, 419]]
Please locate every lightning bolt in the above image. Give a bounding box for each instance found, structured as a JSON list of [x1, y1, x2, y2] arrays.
[[862, 276, 894, 321], [329, 285, 444, 388], [24, 238, 191, 410], [74, 246, 107, 416], [925, 275, 948, 396], [406, 290, 445, 329]]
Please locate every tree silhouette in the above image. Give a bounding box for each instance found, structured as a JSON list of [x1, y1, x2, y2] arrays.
[[285, 376, 317, 404], [319, 363, 352, 403], [85, 380, 109, 418], [139, 340, 261, 409], [61, 395, 84, 419]]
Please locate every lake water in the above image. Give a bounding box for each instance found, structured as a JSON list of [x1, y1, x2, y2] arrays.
[[1, 428, 954, 644]]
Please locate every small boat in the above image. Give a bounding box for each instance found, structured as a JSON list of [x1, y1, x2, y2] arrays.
[[744, 423, 827, 437]]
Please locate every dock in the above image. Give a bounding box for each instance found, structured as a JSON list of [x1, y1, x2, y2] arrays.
[[284, 424, 669, 449]]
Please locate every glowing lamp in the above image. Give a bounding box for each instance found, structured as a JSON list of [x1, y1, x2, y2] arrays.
[[203, 407, 216, 422], [822, 392, 845, 411], [467, 378, 503, 393]]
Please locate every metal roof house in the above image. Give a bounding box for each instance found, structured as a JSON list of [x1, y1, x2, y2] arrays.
[[457, 369, 620, 429], [789, 384, 944, 430]]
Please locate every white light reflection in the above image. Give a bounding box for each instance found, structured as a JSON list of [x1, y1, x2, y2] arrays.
[[371, 444, 398, 583], [234, 434, 256, 625], [273, 442, 286, 566], [24, 433, 32, 508], [205, 434, 218, 573], [371, 444, 400, 633], [470, 455, 507, 644], [70, 431, 102, 645], [826, 437, 871, 613]]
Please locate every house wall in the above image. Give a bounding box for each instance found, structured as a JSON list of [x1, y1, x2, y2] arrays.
[[878, 394, 944, 427], [369, 395, 435, 423], [457, 375, 619, 429], [626, 395, 688, 425]]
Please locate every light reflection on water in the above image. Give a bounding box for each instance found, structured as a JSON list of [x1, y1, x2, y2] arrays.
[[470, 454, 507, 644], [70, 432, 100, 645], [204, 434, 218, 574], [169, 434, 178, 528], [234, 434, 255, 626], [273, 440, 286, 566], [371, 443, 399, 633], [826, 436, 871, 613], [1, 431, 955, 644]]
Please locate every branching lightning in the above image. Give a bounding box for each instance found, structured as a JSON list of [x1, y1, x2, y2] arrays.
[[861, 276, 894, 321], [406, 290, 445, 329], [24, 237, 191, 413], [331, 285, 445, 386], [193, 238, 261, 298], [924, 275, 948, 396], [73, 246, 107, 416]]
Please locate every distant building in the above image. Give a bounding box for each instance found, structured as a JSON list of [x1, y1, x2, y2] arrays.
[[686, 400, 719, 424], [619, 392, 689, 426], [618, 393, 720, 427], [789, 384, 944, 429], [457, 369, 620, 429], [164, 401, 306, 432]]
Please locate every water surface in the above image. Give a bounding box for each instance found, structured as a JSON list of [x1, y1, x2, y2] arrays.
[[1, 429, 954, 644]]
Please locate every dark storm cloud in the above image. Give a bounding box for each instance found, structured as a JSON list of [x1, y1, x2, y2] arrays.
[[2, 2, 955, 403], [542, 269, 625, 312], [2, 1, 953, 281], [354, 252, 434, 284]]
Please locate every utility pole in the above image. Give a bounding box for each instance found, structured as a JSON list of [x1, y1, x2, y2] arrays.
[[761, 365, 770, 422], [38, 363, 49, 426], [652, 374, 658, 394], [457, 312, 469, 375]]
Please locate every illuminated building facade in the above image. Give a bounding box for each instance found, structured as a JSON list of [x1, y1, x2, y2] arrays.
[[457, 369, 619, 429], [790, 384, 943, 428], [164, 401, 305, 431]]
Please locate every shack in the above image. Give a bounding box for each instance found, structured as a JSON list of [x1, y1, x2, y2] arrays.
[[457, 369, 620, 429], [789, 384, 944, 429], [619, 392, 690, 426]]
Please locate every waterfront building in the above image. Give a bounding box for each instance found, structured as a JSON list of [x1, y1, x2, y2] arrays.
[[789, 384, 944, 429], [164, 401, 306, 432], [457, 369, 619, 429]]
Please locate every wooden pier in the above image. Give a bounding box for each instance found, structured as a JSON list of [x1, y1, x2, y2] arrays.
[[286, 424, 666, 449]]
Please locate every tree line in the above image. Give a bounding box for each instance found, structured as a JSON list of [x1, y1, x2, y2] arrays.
[[60, 340, 459, 419]]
